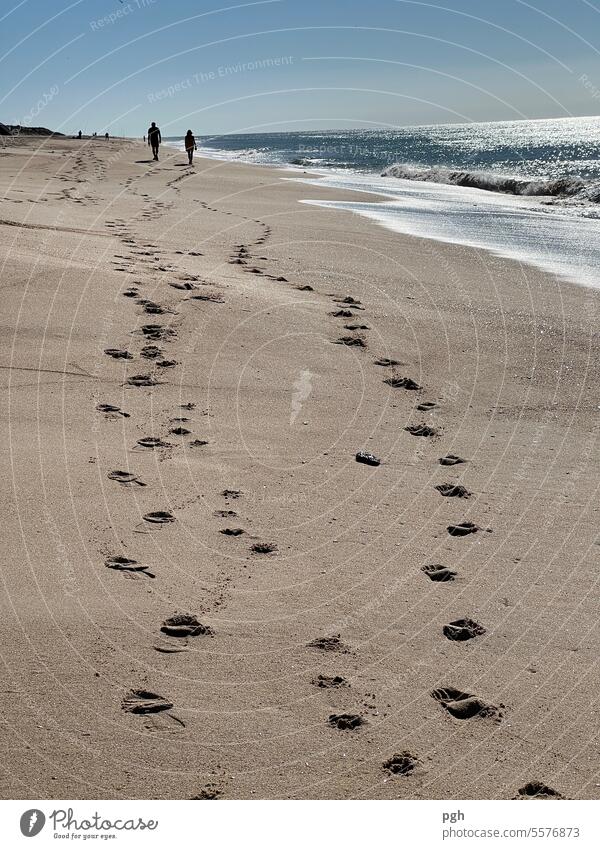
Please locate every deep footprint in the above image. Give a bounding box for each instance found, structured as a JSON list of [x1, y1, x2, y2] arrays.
[[313, 675, 348, 688], [439, 454, 465, 466], [443, 618, 486, 641], [405, 424, 437, 437], [137, 436, 170, 449], [250, 542, 277, 554], [104, 348, 133, 360], [143, 511, 175, 524], [96, 403, 130, 418], [127, 374, 158, 387], [435, 483, 471, 498], [431, 687, 502, 721], [384, 376, 421, 390], [515, 782, 565, 800], [105, 555, 154, 577], [334, 335, 366, 347], [307, 635, 348, 652], [422, 564, 457, 582], [107, 470, 146, 486], [383, 752, 419, 775], [122, 689, 173, 714], [328, 713, 364, 730], [161, 614, 213, 637], [447, 521, 479, 537]]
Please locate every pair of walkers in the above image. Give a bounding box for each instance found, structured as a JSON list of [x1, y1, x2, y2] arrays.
[[146, 122, 197, 165]]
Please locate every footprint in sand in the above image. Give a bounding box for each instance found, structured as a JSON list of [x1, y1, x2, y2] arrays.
[[313, 675, 348, 688], [334, 335, 367, 348], [137, 436, 171, 449], [435, 483, 471, 498], [345, 322, 369, 331], [96, 403, 130, 418], [442, 618, 486, 641], [105, 555, 155, 578], [104, 348, 133, 360], [169, 280, 196, 290], [374, 357, 400, 367], [188, 292, 224, 303], [222, 489, 242, 499], [220, 527, 245, 536], [307, 635, 349, 653], [158, 359, 178, 369], [447, 521, 479, 537], [127, 374, 159, 387], [140, 325, 176, 341], [160, 614, 213, 637], [355, 450, 381, 466], [191, 784, 224, 800], [405, 424, 438, 437], [143, 511, 175, 524], [250, 542, 277, 554], [140, 345, 163, 359], [189, 439, 209, 448], [383, 752, 419, 776], [385, 376, 421, 390], [122, 689, 174, 714], [215, 509, 237, 518], [417, 401, 437, 411], [334, 296, 363, 308], [122, 689, 185, 731], [514, 782, 565, 800], [330, 308, 355, 318], [328, 713, 365, 730], [431, 687, 502, 721], [107, 470, 146, 486], [422, 564, 457, 582], [439, 454, 465, 466], [169, 426, 191, 436]]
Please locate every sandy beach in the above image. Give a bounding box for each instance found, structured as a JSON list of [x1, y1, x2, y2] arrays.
[[1, 134, 599, 801]]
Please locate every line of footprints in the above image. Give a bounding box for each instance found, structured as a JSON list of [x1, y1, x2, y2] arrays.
[[95, 179, 561, 799]]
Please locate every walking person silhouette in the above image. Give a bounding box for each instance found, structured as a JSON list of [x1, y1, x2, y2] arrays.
[[184, 130, 197, 165], [147, 121, 161, 160]]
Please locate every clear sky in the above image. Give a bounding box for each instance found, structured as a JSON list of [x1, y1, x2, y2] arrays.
[[1, 0, 600, 136]]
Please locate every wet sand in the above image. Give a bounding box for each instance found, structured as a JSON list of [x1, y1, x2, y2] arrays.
[[1, 135, 598, 800]]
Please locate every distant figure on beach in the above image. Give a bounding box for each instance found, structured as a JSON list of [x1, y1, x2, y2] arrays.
[[77, 130, 82, 139], [184, 130, 197, 165], [105, 132, 109, 140], [147, 122, 161, 160], [143, 134, 146, 143]]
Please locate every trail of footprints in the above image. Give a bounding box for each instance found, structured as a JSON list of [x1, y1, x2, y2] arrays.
[[92, 162, 559, 799]]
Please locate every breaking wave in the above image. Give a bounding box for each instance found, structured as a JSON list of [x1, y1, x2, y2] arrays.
[[381, 163, 600, 204]]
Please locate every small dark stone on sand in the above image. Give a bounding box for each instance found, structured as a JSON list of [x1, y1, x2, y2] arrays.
[[355, 450, 380, 466]]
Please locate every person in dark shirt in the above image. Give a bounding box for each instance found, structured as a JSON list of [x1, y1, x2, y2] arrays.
[[147, 122, 161, 160], [184, 130, 197, 165]]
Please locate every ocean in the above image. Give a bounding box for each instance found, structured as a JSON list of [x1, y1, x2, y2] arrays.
[[165, 117, 600, 287]]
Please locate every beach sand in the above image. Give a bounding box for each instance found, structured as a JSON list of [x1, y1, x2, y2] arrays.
[[1, 135, 598, 800]]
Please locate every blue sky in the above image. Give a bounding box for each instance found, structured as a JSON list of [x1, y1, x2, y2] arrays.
[[1, 0, 600, 136]]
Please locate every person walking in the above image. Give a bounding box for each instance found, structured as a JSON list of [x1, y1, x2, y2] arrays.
[[147, 121, 161, 160], [184, 129, 197, 165]]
